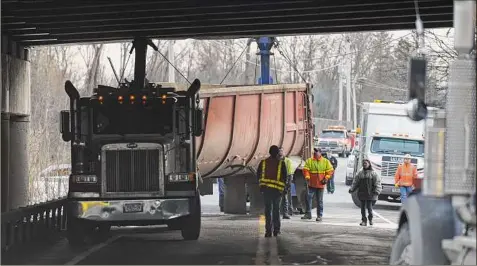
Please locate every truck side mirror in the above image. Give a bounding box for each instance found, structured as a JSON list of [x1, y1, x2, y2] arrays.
[[194, 109, 204, 137], [60, 110, 71, 142]]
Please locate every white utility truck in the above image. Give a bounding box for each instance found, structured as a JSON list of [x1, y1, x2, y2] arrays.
[[351, 101, 435, 207]]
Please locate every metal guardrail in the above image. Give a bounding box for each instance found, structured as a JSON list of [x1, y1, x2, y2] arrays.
[[1, 198, 67, 252]]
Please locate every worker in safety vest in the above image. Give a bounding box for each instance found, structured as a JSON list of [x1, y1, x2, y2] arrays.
[[301, 148, 334, 221], [256, 145, 289, 237], [394, 154, 418, 203], [279, 147, 293, 219]]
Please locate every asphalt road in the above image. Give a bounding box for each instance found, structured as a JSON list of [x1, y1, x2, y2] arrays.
[[3, 157, 402, 265]]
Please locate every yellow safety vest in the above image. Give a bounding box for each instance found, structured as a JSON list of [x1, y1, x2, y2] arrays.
[[284, 157, 294, 176], [259, 160, 285, 192]]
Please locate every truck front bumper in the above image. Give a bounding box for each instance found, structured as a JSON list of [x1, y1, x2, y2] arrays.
[[318, 146, 345, 154], [68, 198, 191, 222], [380, 184, 401, 197]]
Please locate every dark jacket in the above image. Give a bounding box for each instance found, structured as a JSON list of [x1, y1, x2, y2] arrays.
[[350, 168, 382, 201], [256, 157, 289, 196], [328, 156, 338, 170]]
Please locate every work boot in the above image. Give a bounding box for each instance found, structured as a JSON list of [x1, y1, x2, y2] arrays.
[[273, 231, 280, 237], [265, 232, 272, 238], [316, 217, 322, 222], [301, 213, 312, 220], [369, 218, 373, 226], [360, 221, 367, 226]]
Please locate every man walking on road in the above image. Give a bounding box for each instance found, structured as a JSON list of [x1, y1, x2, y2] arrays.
[[394, 154, 418, 203], [323, 149, 338, 194], [301, 148, 334, 222], [279, 147, 293, 219], [256, 145, 289, 237]]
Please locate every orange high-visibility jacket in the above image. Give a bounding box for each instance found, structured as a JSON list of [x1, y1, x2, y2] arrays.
[[394, 163, 418, 187], [302, 156, 334, 189]]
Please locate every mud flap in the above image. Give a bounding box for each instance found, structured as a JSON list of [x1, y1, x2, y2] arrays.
[[198, 178, 214, 196], [392, 194, 455, 265], [294, 172, 317, 211]]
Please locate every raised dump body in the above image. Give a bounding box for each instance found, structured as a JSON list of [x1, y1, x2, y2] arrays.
[[164, 82, 314, 179]]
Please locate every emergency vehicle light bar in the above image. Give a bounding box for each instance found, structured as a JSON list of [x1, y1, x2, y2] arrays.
[[373, 100, 407, 104]]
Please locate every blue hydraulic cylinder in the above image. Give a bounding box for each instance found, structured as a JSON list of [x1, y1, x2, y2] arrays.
[[256, 37, 276, 85]]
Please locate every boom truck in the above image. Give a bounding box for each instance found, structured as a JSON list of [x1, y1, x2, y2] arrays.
[[60, 37, 315, 245], [389, 1, 476, 264]]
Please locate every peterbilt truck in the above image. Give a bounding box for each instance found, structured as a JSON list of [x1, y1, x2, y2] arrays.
[[60, 38, 204, 245], [389, 1, 476, 264]]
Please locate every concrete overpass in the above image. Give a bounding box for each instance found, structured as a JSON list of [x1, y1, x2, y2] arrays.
[[1, 0, 453, 263]]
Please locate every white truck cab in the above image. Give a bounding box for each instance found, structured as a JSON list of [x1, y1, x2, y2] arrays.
[[351, 100, 435, 207], [366, 133, 424, 201]]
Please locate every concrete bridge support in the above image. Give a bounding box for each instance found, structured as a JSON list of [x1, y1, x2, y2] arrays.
[[1, 36, 31, 211], [223, 176, 247, 214]]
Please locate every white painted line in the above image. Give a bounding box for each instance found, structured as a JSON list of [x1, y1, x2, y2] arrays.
[[319, 221, 397, 229], [373, 210, 398, 227], [65, 235, 121, 265]]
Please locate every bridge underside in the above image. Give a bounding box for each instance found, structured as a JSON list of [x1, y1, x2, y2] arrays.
[[2, 0, 453, 46]]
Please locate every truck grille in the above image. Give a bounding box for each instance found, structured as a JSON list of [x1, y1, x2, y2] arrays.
[[381, 161, 418, 177], [102, 144, 163, 193], [319, 141, 338, 148]]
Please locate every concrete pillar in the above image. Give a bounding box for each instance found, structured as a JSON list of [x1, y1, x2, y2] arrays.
[[224, 177, 246, 214], [9, 116, 29, 208], [1, 114, 9, 212], [246, 175, 264, 216], [1, 35, 31, 211]]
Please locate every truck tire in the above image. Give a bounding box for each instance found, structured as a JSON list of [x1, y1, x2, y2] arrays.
[[389, 223, 412, 265], [67, 217, 90, 247], [345, 179, 352, 186], [294, 172, 317, 211], [351, 191, 376, 208], [181, 195, 201, 240]]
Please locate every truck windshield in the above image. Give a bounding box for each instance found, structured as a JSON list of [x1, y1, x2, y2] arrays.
[[321, 130, 345, 138], [370, 137, 424, 157], [92, 103, 174, 135]]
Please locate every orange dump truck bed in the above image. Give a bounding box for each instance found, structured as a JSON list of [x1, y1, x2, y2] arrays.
[[194, 83, 314, 178]]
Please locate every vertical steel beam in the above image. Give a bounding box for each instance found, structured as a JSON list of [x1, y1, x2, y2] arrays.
[[256, 37, 275, 85]]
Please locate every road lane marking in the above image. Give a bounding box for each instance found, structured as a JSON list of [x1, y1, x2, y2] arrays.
[[65, 235, 121, 265], [318, 221, 397, 229], [373, 210, 398, 226], [255, 215, 266, 265], [255, 214, 281, 265]]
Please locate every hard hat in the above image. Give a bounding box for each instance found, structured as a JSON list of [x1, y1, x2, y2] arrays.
[[404, 154, 411, 159]]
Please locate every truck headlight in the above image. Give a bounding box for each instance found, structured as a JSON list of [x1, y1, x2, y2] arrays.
[[72, 175, 98, 184], [347, 160, 354, 168], [168, 173, 192, 182]]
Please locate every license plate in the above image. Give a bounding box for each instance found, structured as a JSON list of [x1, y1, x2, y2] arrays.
[[392, 188, 400, 193], [124, 202, 143, 213]]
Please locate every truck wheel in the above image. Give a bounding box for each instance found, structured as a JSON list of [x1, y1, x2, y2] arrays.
[[67, 217, 90, 247], [351, 191, 376, 208], [345, 179, 352, 186], [389, 223, 412, 265], [181, 196, 201, 240]]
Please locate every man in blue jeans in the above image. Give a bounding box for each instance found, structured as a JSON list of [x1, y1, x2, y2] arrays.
[[301, 148, 334, 221]]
